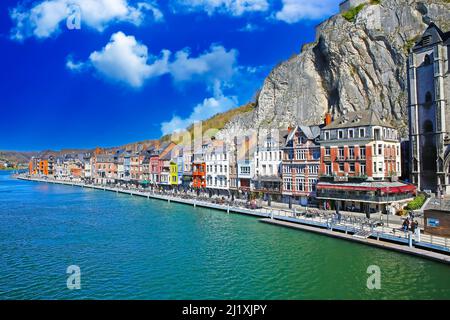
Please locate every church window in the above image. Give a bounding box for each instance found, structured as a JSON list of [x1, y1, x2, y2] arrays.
[[424, 54, 431, 66]]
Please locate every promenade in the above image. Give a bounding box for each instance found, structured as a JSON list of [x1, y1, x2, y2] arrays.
[[17, 175, 450, 264]]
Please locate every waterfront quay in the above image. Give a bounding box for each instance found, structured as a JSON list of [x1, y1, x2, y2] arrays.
[[17, 175, 450, 264]]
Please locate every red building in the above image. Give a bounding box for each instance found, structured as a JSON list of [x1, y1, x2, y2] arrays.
[[192, 162, 206, 188], [316, 111, 416, 214], [281, 125, 322, 206]]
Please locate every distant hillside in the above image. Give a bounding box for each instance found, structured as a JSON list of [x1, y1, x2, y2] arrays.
[[160, 102, 255, 144], [0, 151, 38, 165]]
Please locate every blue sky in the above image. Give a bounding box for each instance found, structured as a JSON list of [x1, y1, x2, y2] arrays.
[[0, 0, 341, 151]]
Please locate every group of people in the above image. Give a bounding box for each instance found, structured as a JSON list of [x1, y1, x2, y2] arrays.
[[402, 216, 419, 233]]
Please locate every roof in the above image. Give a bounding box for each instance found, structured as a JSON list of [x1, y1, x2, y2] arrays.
[[413, 22, 450, 50], [159, 150, 172, 161], [424, 197, 450, 213], [323, 110, 393, 130], [285, 125, 321, 143]]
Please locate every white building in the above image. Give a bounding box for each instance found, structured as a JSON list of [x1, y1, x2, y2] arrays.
[[205, 140, 230, 196]]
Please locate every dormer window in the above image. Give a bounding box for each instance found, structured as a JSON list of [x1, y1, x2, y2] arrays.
[[359, 128, 365, 138], [348, 129, 354, 139], [338, 130, 344, 139], [324, 131, 330, 140]]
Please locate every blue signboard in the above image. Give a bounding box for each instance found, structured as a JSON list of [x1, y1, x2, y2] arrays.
[[427, 218, 440, 227]]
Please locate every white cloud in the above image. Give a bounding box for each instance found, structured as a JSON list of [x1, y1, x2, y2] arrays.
[[173, 0, 269, 16], [68, 33, 238, 88], [169, 45, 237, 83], [81, 32, 169, 87], [161, 85, 238, 135], [275, 0, 340, 23], [238, 23, 261, 32], [10, 0, 163, 40]]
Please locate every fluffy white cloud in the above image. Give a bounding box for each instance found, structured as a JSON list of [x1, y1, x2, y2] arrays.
[[174, 0, 269, 16], [10, 0, 163, 40], [275, 0, 340, 23], [169, 45, 237, 83], [82, 32, 169, 87], [68, 32, 238, 88], [161, 85, 238, 135]]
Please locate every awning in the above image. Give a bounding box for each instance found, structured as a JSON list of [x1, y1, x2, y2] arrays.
[[317, 182, 416, 193]]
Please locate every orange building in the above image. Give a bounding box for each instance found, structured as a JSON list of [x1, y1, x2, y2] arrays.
[[29, 157, 50, 176], [192, 162, 206, 188]]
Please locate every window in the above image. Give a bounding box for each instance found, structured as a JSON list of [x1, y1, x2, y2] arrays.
[[338, 130, 344, 139], [374, 128, 381, 140], [348, 129, 354, 139], [378, 162, 383, 173], [349, 147, 355, 159], [309, 179, 318, 192], [359, 128, 365, 138], [349, 163, 355, 172], [284, 178, 292, 191], [360, 147, 366, 159], [339, 163, 345, 172], [295, 178, 304, 192], [324, 131, 330, 140], [424, 53, 431, 64], [423, 120, 433, 133], [378, 144, 383, 156], [325, 147, 330, 156], [325, 164, 331, 175], [360, 164, 366, 175], [338, 147, 344, 160]]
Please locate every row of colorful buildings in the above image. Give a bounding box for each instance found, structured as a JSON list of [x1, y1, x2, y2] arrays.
[[29, 110, 417, 215]]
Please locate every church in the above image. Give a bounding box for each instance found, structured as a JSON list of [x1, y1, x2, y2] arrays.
[[408, 23, 450, 195]]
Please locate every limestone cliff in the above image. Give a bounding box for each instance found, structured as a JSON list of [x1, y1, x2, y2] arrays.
[[217, 0, 450, 141]]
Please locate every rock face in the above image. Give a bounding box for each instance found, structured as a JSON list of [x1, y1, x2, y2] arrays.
[[217, 0, 450, 141]]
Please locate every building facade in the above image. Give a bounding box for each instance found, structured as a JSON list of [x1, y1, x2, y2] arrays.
[[282, 126, 321, 206], [408, 23, 450, 194], [318, 111, 414, 213]]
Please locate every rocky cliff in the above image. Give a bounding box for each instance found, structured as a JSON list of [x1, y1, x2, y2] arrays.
[[217, 0, 450, 141]]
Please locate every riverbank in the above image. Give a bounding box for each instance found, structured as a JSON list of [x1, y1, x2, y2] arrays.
[[17, 175, 450, 265]]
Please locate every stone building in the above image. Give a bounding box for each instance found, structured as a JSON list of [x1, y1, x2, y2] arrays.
[[408, 23, 450, 194], [281, 125, 321, 206], [317, 111, 414, 214]]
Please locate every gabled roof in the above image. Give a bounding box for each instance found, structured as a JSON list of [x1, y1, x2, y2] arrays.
[[285, 124, 321, 143], [323, 110, 393, 130], [413, 22, 450, 50]]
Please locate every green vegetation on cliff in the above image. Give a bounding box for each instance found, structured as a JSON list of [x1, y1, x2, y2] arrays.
[[161, 102, 255, 144]]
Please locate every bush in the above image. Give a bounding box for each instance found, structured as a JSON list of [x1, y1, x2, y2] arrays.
[[342, 4, 366, 22], [406, 194, 427, 210]]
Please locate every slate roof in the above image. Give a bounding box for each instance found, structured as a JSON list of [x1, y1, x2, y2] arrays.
[[323, 110, 393, 130]]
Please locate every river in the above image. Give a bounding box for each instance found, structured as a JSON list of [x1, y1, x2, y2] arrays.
[[0, 171, 449, 299]]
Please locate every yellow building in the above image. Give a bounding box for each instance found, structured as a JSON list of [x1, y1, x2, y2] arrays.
[[170, 161, 178, 186]]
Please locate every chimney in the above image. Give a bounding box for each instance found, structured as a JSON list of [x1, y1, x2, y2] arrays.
[[287, 126, 293, 133], [324, 113, 332, 126]]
